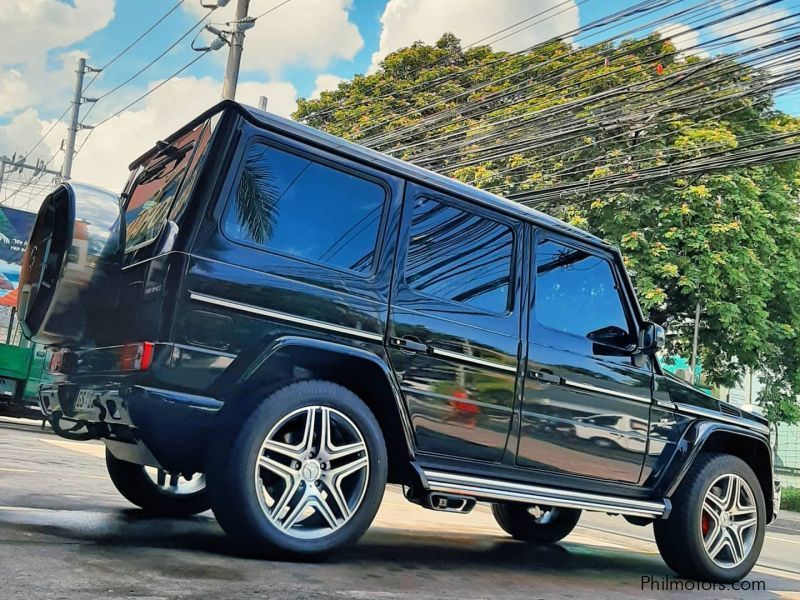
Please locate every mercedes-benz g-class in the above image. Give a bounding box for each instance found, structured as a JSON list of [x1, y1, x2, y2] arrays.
[[19, 101, 779, 583]]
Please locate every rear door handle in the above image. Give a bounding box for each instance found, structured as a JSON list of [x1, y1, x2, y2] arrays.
[[529, 370, 562, 385], [390, 336, 430, 353]]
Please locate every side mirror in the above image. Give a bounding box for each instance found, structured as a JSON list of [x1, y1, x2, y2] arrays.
[[638, 321, 665, 355]]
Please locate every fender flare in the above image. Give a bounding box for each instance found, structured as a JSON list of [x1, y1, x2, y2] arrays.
[[235, 335, 416, 456], [663, 420, 775, 518]]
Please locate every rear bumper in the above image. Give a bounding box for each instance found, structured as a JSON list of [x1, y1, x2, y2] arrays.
[[39, 383, 222, 472]]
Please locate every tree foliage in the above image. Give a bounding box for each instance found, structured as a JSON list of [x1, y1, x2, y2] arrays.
[[294, 33, 800, 423]]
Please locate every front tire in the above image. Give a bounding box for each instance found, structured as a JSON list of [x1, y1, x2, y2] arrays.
[[105, 450, 210, 516], [207, 380, 388, 558], [492, 503, 581, 543], [654, 453, 766, 583]]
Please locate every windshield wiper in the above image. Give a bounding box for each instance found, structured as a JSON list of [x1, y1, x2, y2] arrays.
[[137, 141, 194, 185]]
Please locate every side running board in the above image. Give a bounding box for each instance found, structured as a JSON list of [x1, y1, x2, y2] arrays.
[[422, 470, 668, 519]]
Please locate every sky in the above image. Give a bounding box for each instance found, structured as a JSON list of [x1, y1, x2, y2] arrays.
[[0, 0, 796, 195]]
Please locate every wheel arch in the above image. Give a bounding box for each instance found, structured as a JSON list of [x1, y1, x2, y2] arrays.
[[225, 336, 416, 485], [665, 421, 775, 521]]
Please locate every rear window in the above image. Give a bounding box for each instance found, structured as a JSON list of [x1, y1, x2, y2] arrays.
[[123, 116, 219, 253]]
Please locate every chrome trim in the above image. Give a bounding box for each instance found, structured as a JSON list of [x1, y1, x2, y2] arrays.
[[675, 403, 769, 434], [562, 378, 652, 405], [189, 292, 384, 343], [423, 470, 666, 518], [430, 347, 517, 374]]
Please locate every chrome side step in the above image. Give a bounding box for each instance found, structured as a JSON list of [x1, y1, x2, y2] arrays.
[[423, 470, 667, 519]]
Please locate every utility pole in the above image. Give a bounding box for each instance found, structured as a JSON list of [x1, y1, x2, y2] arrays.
[[222, 0, 251, 100], [689, 301, 701, 385], [62, 58, 87, 181], [0, 155, 61, 205]]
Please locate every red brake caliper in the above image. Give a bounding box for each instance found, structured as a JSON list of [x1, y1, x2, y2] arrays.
[[701, 511, 711, 536]]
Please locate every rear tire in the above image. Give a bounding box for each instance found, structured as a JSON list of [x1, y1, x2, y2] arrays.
[[207, 380, 388, 559], [654, 453, 765, 583], [492, 503, 581, 543], [105, 449, 210, 516]]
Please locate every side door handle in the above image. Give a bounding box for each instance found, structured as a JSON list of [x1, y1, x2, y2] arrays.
[[529, 370, 562, 385], [390, 336, 430, 354]]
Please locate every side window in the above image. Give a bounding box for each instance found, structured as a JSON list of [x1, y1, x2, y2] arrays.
[[534, 239, 632, 343], [405, 196, 513, 314], [223, 143, 386, 274]]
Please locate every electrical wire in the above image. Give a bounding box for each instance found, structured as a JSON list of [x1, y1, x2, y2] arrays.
[[251, 0, 295, 20], [352, 0, 783, 146], [93, 9, 216, 102], [90, 52, 211, 130], [82, 0, 187, 93]]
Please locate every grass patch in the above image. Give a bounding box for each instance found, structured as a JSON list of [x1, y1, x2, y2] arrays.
[[781, 487, 800, 512]]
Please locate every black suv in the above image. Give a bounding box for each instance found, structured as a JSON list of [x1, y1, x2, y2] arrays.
[[20, 101, 778, 583]]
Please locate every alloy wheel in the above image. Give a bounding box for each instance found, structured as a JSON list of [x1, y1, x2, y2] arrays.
[[254, 405, 369, 540], [526, 505, 559, 525], [701, 473, 758, 569], [144, 467, 206, 496]]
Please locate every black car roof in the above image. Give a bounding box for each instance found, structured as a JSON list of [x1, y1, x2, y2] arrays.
[[134, 100, 607, 248]]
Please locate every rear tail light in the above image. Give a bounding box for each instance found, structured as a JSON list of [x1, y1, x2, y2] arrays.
[[114, 342, 155, 371]]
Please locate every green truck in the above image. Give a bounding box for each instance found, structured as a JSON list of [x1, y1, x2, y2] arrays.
[[0, 308, 50, 419]]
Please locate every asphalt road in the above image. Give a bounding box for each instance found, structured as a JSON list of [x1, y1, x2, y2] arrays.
[[1, 417, 798, 599]]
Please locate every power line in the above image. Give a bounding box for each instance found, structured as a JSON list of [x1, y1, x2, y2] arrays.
[[90, 52, 211, 130], [251, 0, 294, 20], [17, 106, 70, 163], [93, 9, 216, 102], [360, 0, 786, 151], [83, 0, 187, 93], [7, 0, 189, 179]]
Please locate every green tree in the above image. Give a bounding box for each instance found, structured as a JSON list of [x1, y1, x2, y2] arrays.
[[294, 34, 800, 423]]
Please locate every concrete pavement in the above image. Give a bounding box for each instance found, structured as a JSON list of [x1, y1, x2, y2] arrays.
[[0, 418, 798, 599]]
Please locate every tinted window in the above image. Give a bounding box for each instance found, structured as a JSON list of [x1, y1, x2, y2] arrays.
[[405, 196, 513, 313], [124, 121, 211, 252], [224, 143, 385, 274], [534, 239, 630, 340]]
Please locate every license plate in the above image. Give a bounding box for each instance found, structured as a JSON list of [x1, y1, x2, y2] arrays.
[[74, 389, 96, 411], [0, 377, 17, 398]]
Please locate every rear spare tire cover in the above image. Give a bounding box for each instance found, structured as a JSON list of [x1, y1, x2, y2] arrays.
[[17, 182, 124, 347]]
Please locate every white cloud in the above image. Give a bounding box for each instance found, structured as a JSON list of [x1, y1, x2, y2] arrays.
[[187, 0, 363, 77], [657, 23, 709, 60], [0, 70, 29, 114], [67, 76, 298, 191], [369, 0, 580, 72], [0, 110, 56, 161], [711, 5, 792, 49], [0, 0, 114, 64], [310, 74, 346, 99], [0, 1, 114, 117]]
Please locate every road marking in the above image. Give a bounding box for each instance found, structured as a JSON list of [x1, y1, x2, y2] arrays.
[[39, 438, 105, 458], [0, 506, 71, 512], [756, 565, 800, 583], [0, 467, 39, 474], [766, 534, 800, 546]]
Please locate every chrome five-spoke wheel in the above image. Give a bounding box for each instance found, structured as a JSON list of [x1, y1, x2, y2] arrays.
[[701, 473, 758, 569], [653, 453, 765, 583], [255, 405, 369, 540]]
